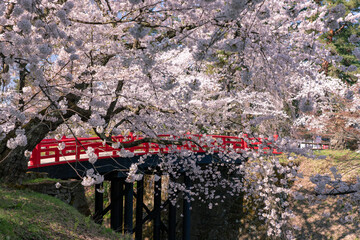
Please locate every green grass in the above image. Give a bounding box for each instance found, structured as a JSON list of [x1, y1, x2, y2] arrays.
[[313, 150, 360, 181], [314, 149, 360, 162], [278, 149, 360, 182], [0, 185, 130, 240], [277, 152, 303, 166]]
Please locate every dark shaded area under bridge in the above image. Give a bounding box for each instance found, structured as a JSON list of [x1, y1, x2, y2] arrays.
[[29, 153, 244, 179], [29, 153, 246, 240]]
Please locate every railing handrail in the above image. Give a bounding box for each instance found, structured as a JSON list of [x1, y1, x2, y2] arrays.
[[28, 134, 281, 168]]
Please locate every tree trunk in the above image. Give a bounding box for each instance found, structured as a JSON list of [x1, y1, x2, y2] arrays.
[[0, 81, 94, 183], [0, 102, 88, 183], [0, 117, 57, 184], [0, 147, 29, 184], [0, 66, 106, 184]]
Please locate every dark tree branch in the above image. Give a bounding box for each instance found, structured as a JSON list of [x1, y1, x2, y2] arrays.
[[317, 190, 357, 196]]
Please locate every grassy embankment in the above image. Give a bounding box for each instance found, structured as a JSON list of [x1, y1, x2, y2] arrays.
[[0, 184, 130, 240], [280, 149, 360, 181], [285, 150, 360, 240]]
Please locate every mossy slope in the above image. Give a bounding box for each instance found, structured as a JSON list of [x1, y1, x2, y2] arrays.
[[0, 185, 128, 240]]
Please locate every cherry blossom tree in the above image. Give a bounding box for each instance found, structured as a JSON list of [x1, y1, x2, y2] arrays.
[[0, 0, 359, 238], [294, 78, 360, 149]]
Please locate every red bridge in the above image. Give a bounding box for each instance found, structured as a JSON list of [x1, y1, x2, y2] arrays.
[[28, 134, 281, 169], [27, 133, 281, 240]]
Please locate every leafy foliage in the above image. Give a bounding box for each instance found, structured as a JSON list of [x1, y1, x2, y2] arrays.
[[318, 0, 360, 83]]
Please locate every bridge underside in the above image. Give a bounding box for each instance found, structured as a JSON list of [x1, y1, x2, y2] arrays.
[[92, 175, 194, 240], [29, 153, 244, 180], [29, 153, 245, 240]]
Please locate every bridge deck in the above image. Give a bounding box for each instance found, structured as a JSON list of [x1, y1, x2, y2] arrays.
[[28, 149, 158, 166], [28, 134, 281, 179]]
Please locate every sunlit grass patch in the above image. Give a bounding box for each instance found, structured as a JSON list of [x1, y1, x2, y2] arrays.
[[276, 150, 360, 182], [310, 150, 360, 182]]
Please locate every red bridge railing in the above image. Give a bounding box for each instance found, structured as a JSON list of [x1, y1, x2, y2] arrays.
[[28, 134, 281, 169]]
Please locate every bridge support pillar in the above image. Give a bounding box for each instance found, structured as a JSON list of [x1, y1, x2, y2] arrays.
[[94, 183, 103, 224], [135, 179, 144, 240], [168, 196, 176, 240], [183, 174, 191, 240], [124, 182, 134, 234], [153, 176, 162, 240], [110, 178, 124, 232]]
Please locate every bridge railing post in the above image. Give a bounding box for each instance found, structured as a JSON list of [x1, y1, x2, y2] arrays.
[[33, 143, 41, 166], [55, 146, 60, 163], [75, 142, 80, 161]]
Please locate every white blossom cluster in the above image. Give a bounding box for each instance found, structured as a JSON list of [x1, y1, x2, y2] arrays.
[[6, 129, 27, 149], [117, 148, 135, 158], [125, 163, 143, 183], [86, 147, 98, 164], [81, 168, 104, 187]]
